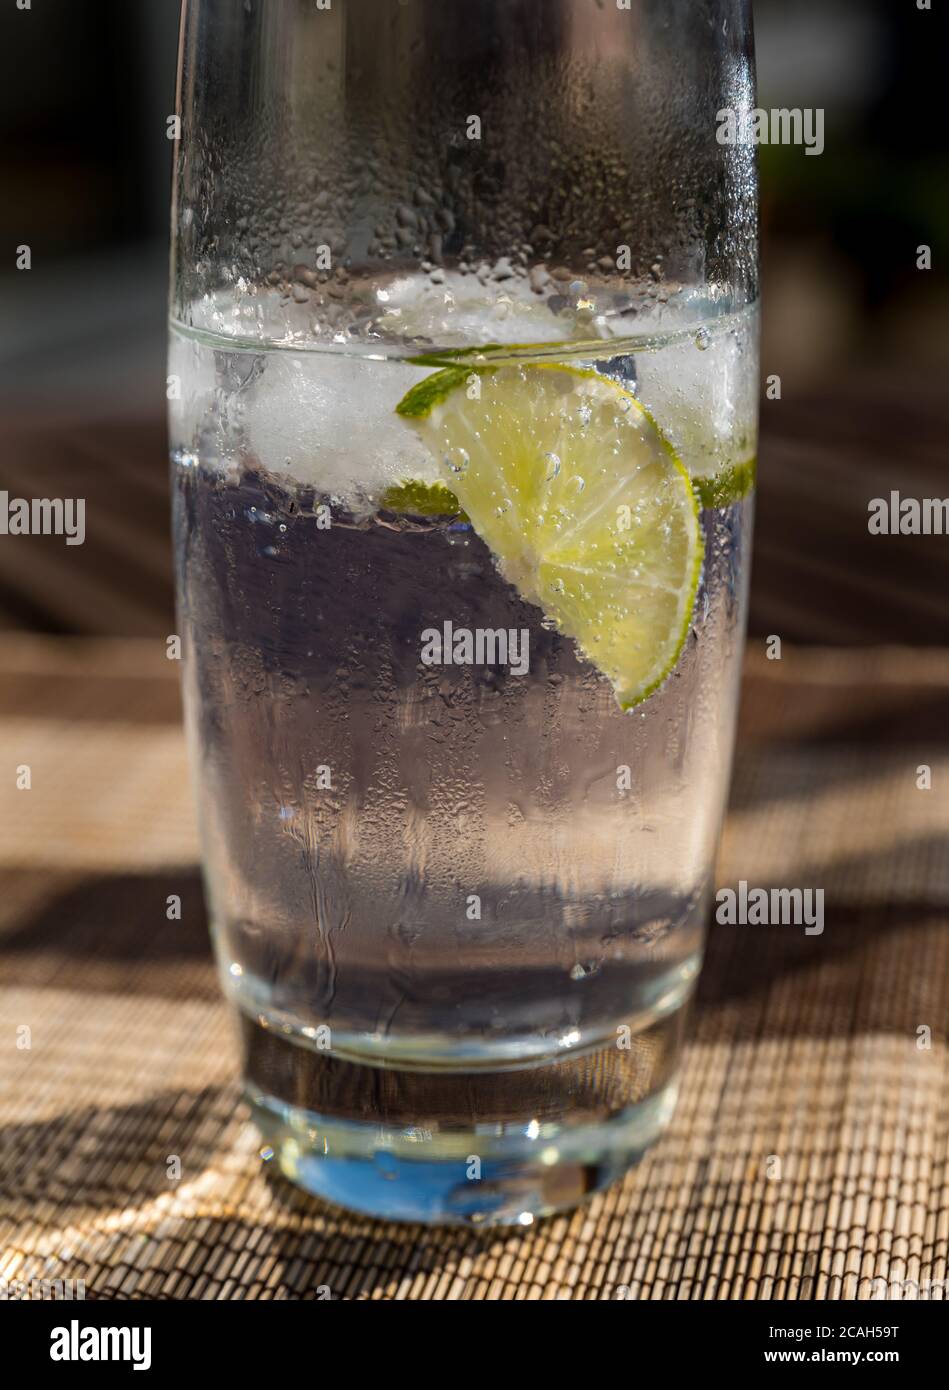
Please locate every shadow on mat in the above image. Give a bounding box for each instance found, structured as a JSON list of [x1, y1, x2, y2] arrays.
[[0, 1084, 537, 1300]]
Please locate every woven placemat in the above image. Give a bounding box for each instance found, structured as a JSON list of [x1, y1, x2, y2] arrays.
[[1, 638, 947, 1300]]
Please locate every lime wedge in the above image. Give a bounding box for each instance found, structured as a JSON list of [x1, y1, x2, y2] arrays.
[[693, 456, 756, 510], [396, 364, 703, 709], [380, 478, 466, 518]]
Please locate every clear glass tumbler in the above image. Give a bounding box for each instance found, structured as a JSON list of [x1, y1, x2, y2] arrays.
[[170, 0, 758, 1225]]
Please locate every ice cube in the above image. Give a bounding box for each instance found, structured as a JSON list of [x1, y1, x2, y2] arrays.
[[635, 313, 757, 477], [244, 352, 436, 496]]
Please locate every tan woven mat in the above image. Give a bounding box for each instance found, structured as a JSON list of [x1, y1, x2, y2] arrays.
[[1, 637, 947, 1300]]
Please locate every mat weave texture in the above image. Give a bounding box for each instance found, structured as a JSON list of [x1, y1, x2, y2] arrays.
[[1, 637, 947, 1300]]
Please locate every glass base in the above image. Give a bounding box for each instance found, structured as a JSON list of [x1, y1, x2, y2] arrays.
[[248, 1076, 680, 1226], [240, 1000, 689, 1226]]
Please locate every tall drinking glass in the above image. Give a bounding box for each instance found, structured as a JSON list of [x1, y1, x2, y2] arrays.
[[170, 0, 758, 1224]]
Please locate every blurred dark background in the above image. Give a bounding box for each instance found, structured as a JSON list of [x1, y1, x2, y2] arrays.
[[1, 0, 946, 641]]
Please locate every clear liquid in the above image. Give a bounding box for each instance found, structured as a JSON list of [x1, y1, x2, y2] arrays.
[[171, 310, 754, 1067]]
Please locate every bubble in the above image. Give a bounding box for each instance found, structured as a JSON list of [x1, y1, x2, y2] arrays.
[[543, 451, 561, 482], [694, 328, 711, 351], [577, 403, 593, 427], [445, 447, 470, 475]]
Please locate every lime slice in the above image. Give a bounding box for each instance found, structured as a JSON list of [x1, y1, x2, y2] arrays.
[[396, 364, 703, 709], [380, 455, 756, 517], [380, 478, 467, 518], [693, 456, 756, 510]]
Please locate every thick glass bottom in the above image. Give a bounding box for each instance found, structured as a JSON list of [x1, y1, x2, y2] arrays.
[[240, 998, 689, 1226]]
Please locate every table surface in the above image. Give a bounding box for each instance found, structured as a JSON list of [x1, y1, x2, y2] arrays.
[[1, 635, 946, 1300]]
